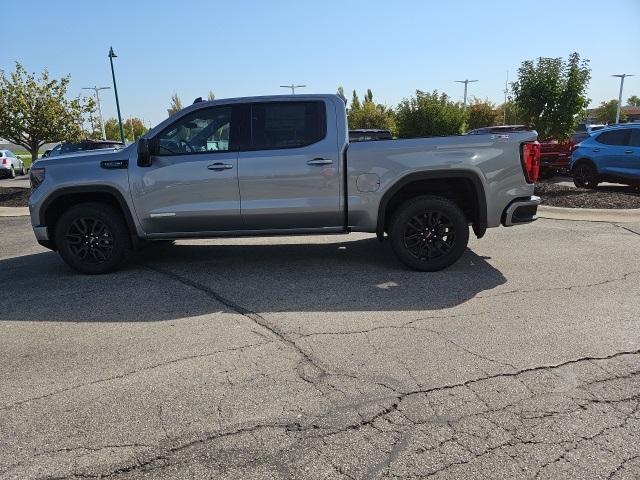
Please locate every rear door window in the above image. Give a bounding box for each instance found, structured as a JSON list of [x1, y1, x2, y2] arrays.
[[250, 101, 326, 150], [630, 129, 640, 147], [595, 129, 631, 146]]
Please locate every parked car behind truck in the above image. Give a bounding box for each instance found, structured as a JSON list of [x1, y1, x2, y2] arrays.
[[29, 94, 541, 274], [468, 125, 571, 177], [571, 124, 640, 188], [0, 149, 26, 178]]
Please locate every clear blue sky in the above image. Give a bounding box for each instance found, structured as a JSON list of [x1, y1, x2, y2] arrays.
[[3, 0, 639, 126]]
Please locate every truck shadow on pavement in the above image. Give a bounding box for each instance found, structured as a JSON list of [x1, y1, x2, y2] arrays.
[[1, 237, 506, 322]]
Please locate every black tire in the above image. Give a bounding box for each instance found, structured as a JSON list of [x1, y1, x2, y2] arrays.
[[389, 195, 469, 271], [9, 165, 15, 179], [19, 164, 26, 175], [573, 162, 598, 189], [54, 203, 132, 274]]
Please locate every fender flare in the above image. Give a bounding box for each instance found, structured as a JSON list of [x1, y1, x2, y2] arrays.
[[39, 185, 138, 236], [376, 170, 488, 239]]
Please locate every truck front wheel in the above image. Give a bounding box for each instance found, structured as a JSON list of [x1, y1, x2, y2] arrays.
[[388, 196, 469, 271], [54, 203, 132, 274]]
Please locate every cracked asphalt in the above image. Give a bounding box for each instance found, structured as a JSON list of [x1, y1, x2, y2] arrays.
[[1, 216, 639, 479]]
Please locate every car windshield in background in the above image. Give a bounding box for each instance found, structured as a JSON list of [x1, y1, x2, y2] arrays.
[[349, 129, 393, 142], [47, 141, 123, 157]]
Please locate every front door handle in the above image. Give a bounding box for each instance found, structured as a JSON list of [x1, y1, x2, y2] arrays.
[[593, 148, 601, 152], [625, 149, 634, 154], [208, 163, 234, 171], [307, 158, 333, 166]]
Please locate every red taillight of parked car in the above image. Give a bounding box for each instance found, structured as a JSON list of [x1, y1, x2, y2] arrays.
[[1, 157, 7, 165], [520, 142, 541, 183]]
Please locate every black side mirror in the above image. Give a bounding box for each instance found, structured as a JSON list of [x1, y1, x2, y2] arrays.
[[137, 138, 152, 167]]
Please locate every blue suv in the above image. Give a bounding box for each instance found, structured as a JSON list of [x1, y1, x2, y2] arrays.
[[571, 124, 640, 189]]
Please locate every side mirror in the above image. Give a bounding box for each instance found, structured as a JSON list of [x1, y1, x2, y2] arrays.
[[137, 138, 152, 167]]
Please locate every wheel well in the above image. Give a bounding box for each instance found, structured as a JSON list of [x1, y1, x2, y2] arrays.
[[381, 177, 484, 236], [43, 192, 131, 248], [573, 158, 596, 170]]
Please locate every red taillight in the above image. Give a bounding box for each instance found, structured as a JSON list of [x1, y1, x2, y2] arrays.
[[521, 142, 540, 183], [1, 158, 7, 165]]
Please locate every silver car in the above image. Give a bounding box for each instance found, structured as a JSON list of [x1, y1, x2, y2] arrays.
[[0, 149, 26, 178]]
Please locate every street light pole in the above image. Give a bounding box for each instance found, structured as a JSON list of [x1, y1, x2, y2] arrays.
[[108, 47, 126, 144], [455, 79, 478, 109], [612, 74, 634, 124], [82, 86, 110, 139], [503, 71, 509, 125], [280, 84, 306, 94]]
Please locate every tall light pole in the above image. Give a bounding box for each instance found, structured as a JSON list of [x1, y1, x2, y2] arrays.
[[108, 47, 125, 144], [503, 71, 509, 125], [455, 79, 478, 109], [280, 84, 306, 94], [612, 74, 634, 124], [82, 86, 110, 139]]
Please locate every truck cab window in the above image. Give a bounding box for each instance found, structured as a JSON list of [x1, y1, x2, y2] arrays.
[[251, 101, 325, 150], [157, 106, 232, 155]]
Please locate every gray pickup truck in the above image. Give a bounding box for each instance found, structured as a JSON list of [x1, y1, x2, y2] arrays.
[[28, 94, 541, 274]]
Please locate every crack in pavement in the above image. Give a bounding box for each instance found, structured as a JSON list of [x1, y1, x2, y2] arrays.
[[477, 270, 640, 299], [29, 349, 640, 479], [141, 264, 329, 384], [0, 340, 271, 411]]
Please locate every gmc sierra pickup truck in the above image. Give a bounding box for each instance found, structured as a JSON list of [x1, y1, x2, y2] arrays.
[[29, 94, 541, 274]]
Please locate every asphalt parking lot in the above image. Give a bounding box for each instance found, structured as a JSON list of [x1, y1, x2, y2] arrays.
[[1, 216, 639, 479], [0, 176, 30, 189]]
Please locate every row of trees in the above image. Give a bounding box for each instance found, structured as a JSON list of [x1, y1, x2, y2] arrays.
[[344, 52, 597, 141], [593, 95, 640, 124]]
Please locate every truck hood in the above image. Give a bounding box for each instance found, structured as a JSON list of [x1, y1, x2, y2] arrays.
[[32, 144, 134, 170]]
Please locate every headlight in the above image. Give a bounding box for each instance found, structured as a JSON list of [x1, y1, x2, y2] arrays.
[[30, 167, 45, 190]]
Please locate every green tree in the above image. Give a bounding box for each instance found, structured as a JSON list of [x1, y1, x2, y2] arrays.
[[123, 118, 148, 141], [350, 90, 361, 111], [104, 118, 121, 141], [347, 89, 396, 134], [167, 92, 183, 116], [0, 62, 94, 162], [627, 95, 640, 107], [495, 100, 524, 126], [512, 52, 591, 140], [85, 108, 105, 139], [595, 99, 626, 124], [466, 98, 499, 130], [207, 90, 215, 101], [396, 90, 467, 138]]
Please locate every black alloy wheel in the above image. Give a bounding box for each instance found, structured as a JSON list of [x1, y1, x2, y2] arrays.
[[65, 217, 114, 265], [403, 210, 456, 261], [389, 195, 469, 271], [573, 163, 598, 189], [55, 203, 131, 274]]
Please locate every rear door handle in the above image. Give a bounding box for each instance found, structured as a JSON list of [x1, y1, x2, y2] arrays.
[[307, 158, 333, 166], [208, 163, 234, 170], [625, 149, 634, 154], [593, 148, 601, 152]]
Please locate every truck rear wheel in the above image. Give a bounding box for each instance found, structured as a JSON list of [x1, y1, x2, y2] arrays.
[[388, 195, 469, 271], [54, 203, 132, 274]]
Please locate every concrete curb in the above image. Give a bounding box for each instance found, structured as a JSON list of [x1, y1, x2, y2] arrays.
[[0, 207, 29, 217], [538, 205, 640, 223]]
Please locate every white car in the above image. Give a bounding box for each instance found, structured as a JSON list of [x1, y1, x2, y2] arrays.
[[0, 149, 26, 178]]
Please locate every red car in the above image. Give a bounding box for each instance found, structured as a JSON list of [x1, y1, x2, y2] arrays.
[[467, 125, 573, 178]]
